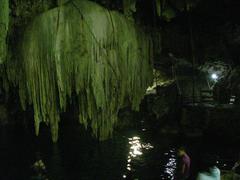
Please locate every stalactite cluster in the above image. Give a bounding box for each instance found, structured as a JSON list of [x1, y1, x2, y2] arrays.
[[0, 0, 9, 63], [155, 0, 200, 21], [6, 0, 153, 142]]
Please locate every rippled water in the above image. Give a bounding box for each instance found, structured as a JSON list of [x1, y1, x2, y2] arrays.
[[0, 114, 238, 180]]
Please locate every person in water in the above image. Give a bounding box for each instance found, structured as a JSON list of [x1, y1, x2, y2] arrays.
[[177, 146, 191, 179], [31, 152, 48, 180], [196, 154, 220, 180]]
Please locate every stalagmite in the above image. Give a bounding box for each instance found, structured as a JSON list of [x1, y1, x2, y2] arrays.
[[6, 0, 153, 142], [0, 0, 9, 63]]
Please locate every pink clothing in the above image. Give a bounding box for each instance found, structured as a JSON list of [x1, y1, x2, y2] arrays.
[[182, 153, 191, 177]]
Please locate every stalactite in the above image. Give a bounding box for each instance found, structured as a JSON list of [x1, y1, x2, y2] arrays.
[[57, 0, 70, 6], [156, 0, 162, 17], [123, 0, 136, 17], [0, 0, 9, 63], [7, 0, 153, 142]]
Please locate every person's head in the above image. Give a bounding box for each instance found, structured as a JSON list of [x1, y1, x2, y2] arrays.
[[199, 154, 218, 173], [177, 146, 186, 156]]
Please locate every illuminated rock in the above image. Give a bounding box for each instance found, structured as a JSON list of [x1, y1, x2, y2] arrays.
[[6, 0, 153, 142]]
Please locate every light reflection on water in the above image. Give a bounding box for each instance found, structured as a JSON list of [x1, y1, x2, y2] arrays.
[[123, 136, 154, 178], [122, 136, 177, 179], [161, 149, 177, 180], [164, 155, 176, 179]]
